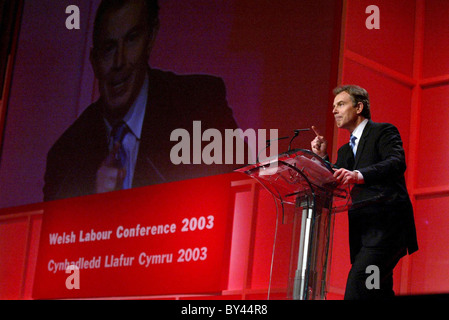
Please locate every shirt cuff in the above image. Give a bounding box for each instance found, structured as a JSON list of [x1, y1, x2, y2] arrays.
[[354, 170, 365, 184]]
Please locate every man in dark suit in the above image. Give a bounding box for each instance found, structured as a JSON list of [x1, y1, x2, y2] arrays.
[[311, 85, 418, 300], [43, 0, 241, 201]]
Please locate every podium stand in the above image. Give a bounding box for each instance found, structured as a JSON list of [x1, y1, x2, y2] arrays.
[[235, 149, 350, 300]]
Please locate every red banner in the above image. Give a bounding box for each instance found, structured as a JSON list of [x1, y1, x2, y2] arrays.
[[33, 174, 237, 299]]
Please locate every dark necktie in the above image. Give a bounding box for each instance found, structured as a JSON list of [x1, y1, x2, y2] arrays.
[[349, 134, 357, 157]]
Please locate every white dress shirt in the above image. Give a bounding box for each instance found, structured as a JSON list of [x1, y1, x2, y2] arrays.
[[351, 118, 368, 184]]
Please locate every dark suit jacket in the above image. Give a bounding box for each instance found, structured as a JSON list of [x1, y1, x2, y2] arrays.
[[43, 68, 241, 201], [335, 120, 418, 262]]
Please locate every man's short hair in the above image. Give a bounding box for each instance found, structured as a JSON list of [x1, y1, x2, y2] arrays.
[[333, 85, 371, 120], [93, 0, 159, 48]]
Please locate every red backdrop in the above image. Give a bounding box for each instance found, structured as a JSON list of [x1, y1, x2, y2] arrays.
[[334, 0, 449, 296]]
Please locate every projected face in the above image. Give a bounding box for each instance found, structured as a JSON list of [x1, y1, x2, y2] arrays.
[[332, 91, 363, 132], [90, 0, 156, 120]]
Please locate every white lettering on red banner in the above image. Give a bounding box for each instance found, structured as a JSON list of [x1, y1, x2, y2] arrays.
[[33, 174, 237, 299]]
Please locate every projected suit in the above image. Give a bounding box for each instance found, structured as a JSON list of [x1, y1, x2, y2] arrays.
[[43, 68, 240, 201]]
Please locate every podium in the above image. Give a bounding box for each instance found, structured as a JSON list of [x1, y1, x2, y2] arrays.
[[235, 149, 350, 300]]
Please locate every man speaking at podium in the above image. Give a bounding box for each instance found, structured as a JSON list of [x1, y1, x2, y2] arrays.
[[311, 85, 418, 300], [43, 0, 240, 201]]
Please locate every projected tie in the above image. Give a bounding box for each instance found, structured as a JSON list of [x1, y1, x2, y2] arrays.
[[349, 134, 357, 157], [110, 121, 129, 171]]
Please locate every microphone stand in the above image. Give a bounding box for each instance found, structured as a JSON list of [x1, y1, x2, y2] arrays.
[[288, 128, 310, 152], [257, 136, 289, 163]]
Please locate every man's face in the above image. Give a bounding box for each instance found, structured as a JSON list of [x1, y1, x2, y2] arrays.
[[91, 0, 155, 118], [332, 91, 362, 131]]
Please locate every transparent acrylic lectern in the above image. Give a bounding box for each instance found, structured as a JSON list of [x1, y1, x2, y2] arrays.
[[235, 149, 351, 300]]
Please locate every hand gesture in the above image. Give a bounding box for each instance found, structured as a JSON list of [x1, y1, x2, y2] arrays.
[[310, 126, 328, 158], [96, 142, 126, 193]]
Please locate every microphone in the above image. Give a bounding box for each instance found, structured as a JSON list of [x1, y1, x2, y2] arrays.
[[288, 128, 310, 152], [257, 136, 289, 163]]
